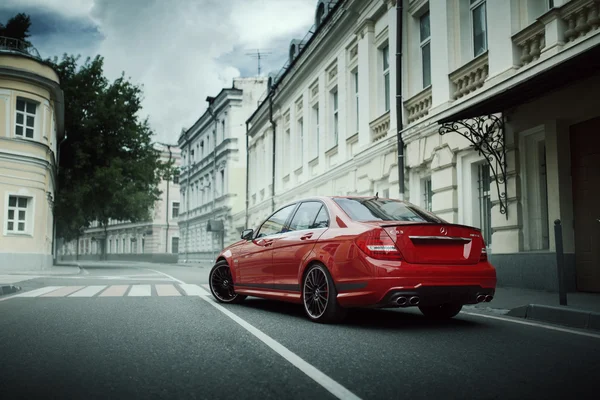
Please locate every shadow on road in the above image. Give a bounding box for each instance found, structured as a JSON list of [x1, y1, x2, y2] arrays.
[[235, 298, 485, 331]]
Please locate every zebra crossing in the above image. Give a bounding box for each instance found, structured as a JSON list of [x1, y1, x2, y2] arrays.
[[10, 283, 212, 299]]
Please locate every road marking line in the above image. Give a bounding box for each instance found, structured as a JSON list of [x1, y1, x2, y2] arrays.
[[200, 296, 362, 400], [179, 284, 210, 296], [41, 286, 85, 297], [99, 285, 129, 297], [128, 285, 152, 297], [14, 286, 64, 298], [461, 311, 600, 339], [68, 285, 107, 297], [156, 284, 181, 296], [141, 268, 185, 284]]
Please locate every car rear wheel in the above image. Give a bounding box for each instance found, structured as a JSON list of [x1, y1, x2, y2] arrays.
[[302, 264, 347, 324], [418, 302, 463, 319], [209, 260, 246, 304]]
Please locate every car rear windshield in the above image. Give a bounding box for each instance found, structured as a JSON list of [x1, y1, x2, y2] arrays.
[[333, 197, 444, 223]]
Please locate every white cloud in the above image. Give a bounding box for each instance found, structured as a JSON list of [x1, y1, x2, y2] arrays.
[[4, 0, 316, 144]]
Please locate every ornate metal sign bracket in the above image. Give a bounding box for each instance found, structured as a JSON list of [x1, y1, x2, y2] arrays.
[[439, 114, 508, 219]]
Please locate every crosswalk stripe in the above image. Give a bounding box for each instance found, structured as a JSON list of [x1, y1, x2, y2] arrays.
[[128, 285, 152, 297], [68, 285, 107, 297], [180, 284, 211, 296], [16, 286, 64, 297], [41, 286, 85, 297], [156, 284, 181, 296], [99, 285, 129, 297]]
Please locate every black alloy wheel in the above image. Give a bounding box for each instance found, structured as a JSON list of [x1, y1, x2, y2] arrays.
[[302, 264, 347, 323], [209, 260, 246, 304]]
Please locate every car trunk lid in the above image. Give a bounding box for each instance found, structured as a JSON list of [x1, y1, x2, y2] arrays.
[[376, 222, 485, 264]]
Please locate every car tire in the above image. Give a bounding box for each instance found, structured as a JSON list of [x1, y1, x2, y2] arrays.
[[418, 302, 463, 319], [209, 260, 247, 304], [302, 263, 347, 324]]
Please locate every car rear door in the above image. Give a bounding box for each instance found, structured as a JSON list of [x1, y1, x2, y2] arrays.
[[270, 201, 330, 290]]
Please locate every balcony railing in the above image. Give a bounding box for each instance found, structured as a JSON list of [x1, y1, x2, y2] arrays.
[[449, 51, 489, 100], [561, 0, 600, 43], [370, 111, 390, 142], [0, 36, 41, 59], [512, 21, 546, 67], [404, 86, 432, 124]]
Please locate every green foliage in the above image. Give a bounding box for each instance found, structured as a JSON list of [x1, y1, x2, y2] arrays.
[[0, 13, 32, 44], [50, 54, 169, 242]]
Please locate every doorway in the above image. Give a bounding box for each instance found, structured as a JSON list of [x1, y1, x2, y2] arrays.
[[570, 117, 600, 293]]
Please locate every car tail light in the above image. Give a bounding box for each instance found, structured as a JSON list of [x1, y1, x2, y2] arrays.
[[480, 246, 488, 262], [355, 228, 403, 261]]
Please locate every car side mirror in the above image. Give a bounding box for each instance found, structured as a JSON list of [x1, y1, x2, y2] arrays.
[[241, 229, 254, 240]]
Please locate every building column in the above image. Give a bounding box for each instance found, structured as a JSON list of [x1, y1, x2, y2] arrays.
[[487, 0, 517, 79], [431, 146, 458, 223], [355, 18, 375, 148], [429, 0, 452, 107]]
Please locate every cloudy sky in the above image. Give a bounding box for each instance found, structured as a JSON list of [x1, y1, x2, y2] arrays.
[[0, 0, 317, 144]]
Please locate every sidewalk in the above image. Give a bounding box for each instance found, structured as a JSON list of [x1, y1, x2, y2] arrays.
[[0, 265, 82, 297], [468, 286, 600, 331]]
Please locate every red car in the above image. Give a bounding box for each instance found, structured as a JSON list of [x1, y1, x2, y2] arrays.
[[209, 196, 497, 323]]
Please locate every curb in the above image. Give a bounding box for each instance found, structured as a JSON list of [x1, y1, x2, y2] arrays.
[[0, 285, 22, 296], [507, 304, 600, 331]]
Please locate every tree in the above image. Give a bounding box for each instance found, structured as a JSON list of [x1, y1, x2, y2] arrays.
[[0, 13, 32, 44], [51, 54, 171, 258]]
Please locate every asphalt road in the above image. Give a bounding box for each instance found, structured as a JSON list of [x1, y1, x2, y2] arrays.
[[1, 263, 599, 400]]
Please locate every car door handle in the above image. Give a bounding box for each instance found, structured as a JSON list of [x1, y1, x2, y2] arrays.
[[300, 233, 313, 240], [263, 239, 274, 247]]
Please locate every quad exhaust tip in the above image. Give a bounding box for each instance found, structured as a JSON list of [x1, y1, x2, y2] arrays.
[[396, 296, 407, 306], [476, 295, 486, 303], [409, 296, 420, 306], [485, 295, 493, 302]]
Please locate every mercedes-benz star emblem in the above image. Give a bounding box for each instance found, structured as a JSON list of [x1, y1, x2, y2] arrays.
[[440, 227, 447, 235]]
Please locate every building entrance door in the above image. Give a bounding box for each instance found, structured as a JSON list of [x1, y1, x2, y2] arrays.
[[570, 116, 600, 293]]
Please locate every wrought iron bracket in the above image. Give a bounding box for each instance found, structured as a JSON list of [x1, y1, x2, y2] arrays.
[[439, 114, 508, 219]]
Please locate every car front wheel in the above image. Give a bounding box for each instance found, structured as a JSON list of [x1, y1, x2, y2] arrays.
[[302, 263, 347, 324], [418, 302, 463, 319], [209, 260, 246, 304]]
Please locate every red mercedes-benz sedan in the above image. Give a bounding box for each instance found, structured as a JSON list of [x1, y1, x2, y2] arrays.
[[209, 196, 497, 323]]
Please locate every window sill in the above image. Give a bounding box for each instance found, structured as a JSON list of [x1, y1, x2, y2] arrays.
[[325, 144, 338, 157], [308, 156, 319, 166], [4, 232, 33, 238]]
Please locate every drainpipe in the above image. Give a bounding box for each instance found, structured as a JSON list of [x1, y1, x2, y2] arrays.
[[245, 121, 250, 228], [165, 144, 172, 254], [396, 0, 405, 200], [268, 77, 276, 213], [207, 106, 218, 262]]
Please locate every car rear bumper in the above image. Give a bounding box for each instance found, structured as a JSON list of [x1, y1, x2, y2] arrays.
[[335, 276, 497, 308]]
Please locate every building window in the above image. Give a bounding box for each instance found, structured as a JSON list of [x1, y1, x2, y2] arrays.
[[142, 238, 145, 254], [420, 11, 431, 88], [221, 120, 225, 142], [6, 196, 29, 233], [297, 117, 304, 166], [173, 169, 180, 184], [331, 89, 339, 146], [471, 0, 488, 57], [382, 45, 390, 112], [353, 70, 359, 132], [122, 238, 126, 253], [220, 170, 225, 196], [200, 141, 204, 158], [312, 103, 320, 157], [172, 237, 179, 254], [422, 177, 433, 212], [172, 202, 180, 218], [548, 0, 554, 8], [477, 163, 492, 245], [15, 98, 36, 139], [130, 238, 137, 254]]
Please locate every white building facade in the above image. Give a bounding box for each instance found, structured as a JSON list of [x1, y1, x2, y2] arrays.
[[59, 143, 182, 263], [242, 0, 600, 293], [178, 77, 268, 263]]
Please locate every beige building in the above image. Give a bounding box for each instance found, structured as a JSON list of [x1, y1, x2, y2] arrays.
[[0, 37, 65, 271], [59, 143, 182, 263]]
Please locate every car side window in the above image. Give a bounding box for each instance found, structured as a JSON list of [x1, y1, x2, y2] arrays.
[[288, 202, 323, 231], [310, 205, 329, 229], [256, 205, 296, 238]]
